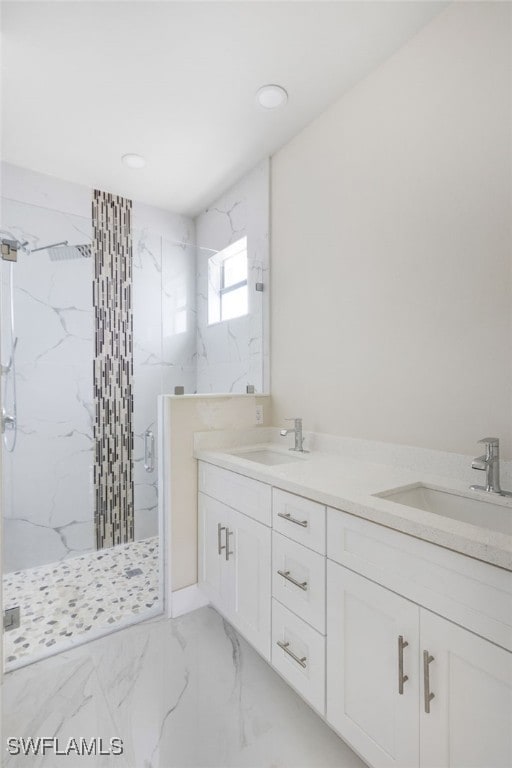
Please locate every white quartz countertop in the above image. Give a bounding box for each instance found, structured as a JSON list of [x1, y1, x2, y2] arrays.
[[195, 442, 512, 570]]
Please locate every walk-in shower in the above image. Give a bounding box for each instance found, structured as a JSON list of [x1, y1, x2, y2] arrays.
[[0, 198, 167, 669], [1, 158, 269, 670]]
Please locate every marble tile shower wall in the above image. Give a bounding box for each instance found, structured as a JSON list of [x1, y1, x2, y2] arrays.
[[195, 158, 270, 394], [1, 164, 196, 570], [1, 197, 95, 573]]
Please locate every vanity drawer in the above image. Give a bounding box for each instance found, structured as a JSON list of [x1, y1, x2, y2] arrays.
[[272, 489, 326, 554], [198, 461, 271, 526], [327, 508, 512, 651], [271, 599, 326, 715], [272, 531, 326, 633]]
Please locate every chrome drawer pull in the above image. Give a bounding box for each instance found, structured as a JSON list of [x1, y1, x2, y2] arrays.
[[277, 640, 307, 669], [225, 528, 234, 561], [423, 650, 435, 713], [277, 569, 308, 591], [398, 635, 409, 694], [277, 512, 308, 528], [217, 523, 226, 555]]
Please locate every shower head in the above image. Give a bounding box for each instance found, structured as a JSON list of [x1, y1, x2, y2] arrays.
[[47, 244, 92, 261], [30, 240, 92, 260]]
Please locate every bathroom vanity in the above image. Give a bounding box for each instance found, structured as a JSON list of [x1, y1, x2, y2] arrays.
[[196, 441, 512, 768]]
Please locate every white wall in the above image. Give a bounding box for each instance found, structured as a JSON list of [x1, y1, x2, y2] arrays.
[[271, 2, 512, 458]]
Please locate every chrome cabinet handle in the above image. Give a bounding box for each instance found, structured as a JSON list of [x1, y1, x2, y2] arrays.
[[277, 569, 308, 591], [277, 512, 308, 528], [398, 635, 409, 694], [144, 429, 155, 473], [423, 650, 435, 713], [217, 523, 226, 555], [225, 528, 233, 561], [277, 640, 307, 669]]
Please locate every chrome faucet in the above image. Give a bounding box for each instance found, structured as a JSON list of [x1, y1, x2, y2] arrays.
[[280, 417, 308, 453], [470, 437, 512, 496]]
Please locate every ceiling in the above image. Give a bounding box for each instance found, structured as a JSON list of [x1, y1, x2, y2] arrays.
[[1, 1, 446, 217]]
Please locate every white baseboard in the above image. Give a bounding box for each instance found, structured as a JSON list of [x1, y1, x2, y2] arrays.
[[171, 584, 210, 618]]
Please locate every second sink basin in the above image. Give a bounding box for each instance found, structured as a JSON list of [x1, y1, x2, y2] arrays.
[[230, 449, 303, 466], [375, 483, 512, 535]]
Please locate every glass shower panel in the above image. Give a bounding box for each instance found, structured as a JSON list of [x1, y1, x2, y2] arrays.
[[161, 236, 197, 395], [132, 227, 163, 542], [131, 229, 196, 541], [1, 198, 94, 576]]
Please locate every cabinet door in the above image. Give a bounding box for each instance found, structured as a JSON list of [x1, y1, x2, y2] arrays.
[[420, 609, 512, 768], [228, 508, 271, 660], [327, 562, 420, 768], [198, 492, 230, 610]]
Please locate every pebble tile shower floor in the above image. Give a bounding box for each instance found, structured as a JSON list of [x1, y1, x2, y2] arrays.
[[3, 536, 159, 666]]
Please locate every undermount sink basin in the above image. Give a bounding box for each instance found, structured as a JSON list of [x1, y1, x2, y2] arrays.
[[375, 483, 512, 536], [230, 449, 303, 466]]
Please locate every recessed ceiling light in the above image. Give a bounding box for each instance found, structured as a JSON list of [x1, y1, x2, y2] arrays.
[[121, 153, 146, 169], [256, 84, 288, 110]]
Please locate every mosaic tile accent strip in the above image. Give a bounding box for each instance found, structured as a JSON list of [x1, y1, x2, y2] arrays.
[[3, 537, 159, 666], [92, 190, 134, 548]]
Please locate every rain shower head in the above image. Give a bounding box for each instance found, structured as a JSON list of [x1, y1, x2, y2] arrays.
[[31, 240, 92, 260], [47, 244, 92, 261]]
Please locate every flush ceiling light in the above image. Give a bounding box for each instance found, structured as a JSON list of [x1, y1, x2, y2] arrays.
[[121, 153, 146, 169], [256, 84, 288, 110]]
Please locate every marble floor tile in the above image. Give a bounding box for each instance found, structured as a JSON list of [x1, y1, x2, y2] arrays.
[[2, 606, 367, 768], [3, 537, 159, 667]]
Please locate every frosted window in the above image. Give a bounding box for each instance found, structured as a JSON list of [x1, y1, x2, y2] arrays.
[[208, 237, 248, 325], [223, 251, 247, 288], [221, 285, 248, 322]]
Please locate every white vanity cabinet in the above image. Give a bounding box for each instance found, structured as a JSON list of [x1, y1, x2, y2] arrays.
[[198, 493, 229, 609], [198, 463, 272, 659], [197, 458, 512, 768], [419, 609, 512, 768], [198, 461, 271, 526], [327, 562, 420, 768], [272, 530, 326, 634], [271, 597, 326, 715], [271, 497, 327, 714], [327, 512, 512, 768], [272, 488, 326, 554]]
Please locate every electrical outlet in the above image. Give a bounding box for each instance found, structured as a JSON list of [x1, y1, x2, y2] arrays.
[[255, 405, 264, 425]]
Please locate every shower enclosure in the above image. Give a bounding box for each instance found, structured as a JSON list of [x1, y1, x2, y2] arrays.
[[1, 159, 269, 670], [0, 196, 195, 668]]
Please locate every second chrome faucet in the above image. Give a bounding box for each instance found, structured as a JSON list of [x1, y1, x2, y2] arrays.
[[280, 417, 308, 453], [470, 437, 512, 497]]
